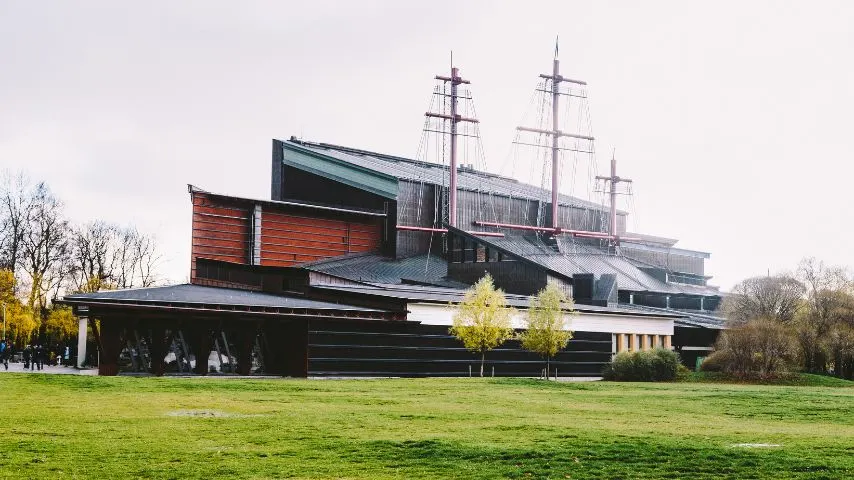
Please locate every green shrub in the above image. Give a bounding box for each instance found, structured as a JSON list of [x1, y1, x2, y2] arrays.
[[603, 348, 681, 381]]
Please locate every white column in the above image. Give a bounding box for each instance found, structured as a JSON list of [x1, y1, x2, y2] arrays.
[[77, 317, 88, 368]]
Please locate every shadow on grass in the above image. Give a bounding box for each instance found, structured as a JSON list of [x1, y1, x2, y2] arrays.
[[358, 436, 841, 479], [680, 372, 854, 388], [490, 377, 596, 390]]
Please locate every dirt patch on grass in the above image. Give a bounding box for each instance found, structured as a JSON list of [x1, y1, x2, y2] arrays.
[[730, 443, 782, 448], [166, 409, 263, 418]]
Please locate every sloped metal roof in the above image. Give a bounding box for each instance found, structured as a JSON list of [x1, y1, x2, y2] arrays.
[[455, 229, 722, 297], [619, 304, 727, 329], [311, 283, 682, 318], [301, 252, 468, 287], [62, 284, 384, 312], [282, 139, 620, 212]]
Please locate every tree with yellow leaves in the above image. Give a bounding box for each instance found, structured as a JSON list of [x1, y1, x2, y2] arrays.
[[518, 282, 575, 379], [0, 269, 37, 346], [45, 305, 77, 339], [450, 273, 515, 377]]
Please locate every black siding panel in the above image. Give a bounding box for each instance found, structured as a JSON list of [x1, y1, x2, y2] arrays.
[[307, 320, 612, 377]]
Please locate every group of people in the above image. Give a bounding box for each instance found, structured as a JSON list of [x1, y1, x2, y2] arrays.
[[23, 344, 50, 370], [0, 339, 71, 371]]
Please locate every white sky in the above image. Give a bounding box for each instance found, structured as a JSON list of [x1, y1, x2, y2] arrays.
[[1, 1, 852, 290]]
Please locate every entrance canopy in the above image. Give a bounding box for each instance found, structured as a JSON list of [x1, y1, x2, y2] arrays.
[[60, 284, 401, 376]]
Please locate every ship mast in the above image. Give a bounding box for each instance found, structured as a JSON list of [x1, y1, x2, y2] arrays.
[[516, 39, 593, 230], [550, 46, 560, 229], [396, 55, 504, 239], [425, 57, 477, 228], [474, 40, 639, 244], [596, 151, 632, 244]]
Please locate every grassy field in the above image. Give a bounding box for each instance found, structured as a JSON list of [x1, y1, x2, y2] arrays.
[[1, 374, 853, 479]]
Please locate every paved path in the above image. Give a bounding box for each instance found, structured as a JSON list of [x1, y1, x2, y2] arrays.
[[0, 362, 98, 375], [0, 363, 602, 381]]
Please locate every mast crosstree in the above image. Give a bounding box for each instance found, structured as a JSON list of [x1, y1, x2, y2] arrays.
[[596, 151, 633, 246], [401, 43, 637, 249], [425, 64, 478, 228], [517, 38, 593, 229], [475, 39, 637, 246]]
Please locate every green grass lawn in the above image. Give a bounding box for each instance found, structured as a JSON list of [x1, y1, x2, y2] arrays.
[[1, 374, 853, 479]]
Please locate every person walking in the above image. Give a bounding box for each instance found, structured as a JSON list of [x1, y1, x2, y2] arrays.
[[34, 344, 43, 371], [0, 339, 9, 370], [23, 344, 31, 369]]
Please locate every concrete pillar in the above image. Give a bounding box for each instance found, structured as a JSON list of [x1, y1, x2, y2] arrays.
[[629, 294, 634, 304], [700, 297, 705, 311], [665, 296, 671, 309], [77, 317, 88, 368]]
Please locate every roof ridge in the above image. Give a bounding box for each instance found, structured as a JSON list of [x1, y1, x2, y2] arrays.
[[283, 137, 615, 211]]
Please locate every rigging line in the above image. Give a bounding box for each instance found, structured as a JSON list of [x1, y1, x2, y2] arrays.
[[425, 229, 434, 273], [563, 78, 574, 204], [503, 79, 543, 178], [413, 85, 442, 225], [439, 79, 448, 227], [433, 181, 441, 228], [629, 183, 639, 233], [468, 93, 500, 224], [535, 78, 549, 188], [579, 91, 594, 207], [580, 86, 599, 231], [533, 79, 550, 228], [415, 85, 440, 161]]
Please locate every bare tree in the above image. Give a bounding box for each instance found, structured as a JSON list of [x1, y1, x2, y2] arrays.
[[133, 230, 159, 287], [0, 171, 32, 276], [797, 257, 854, 326], [69, 221, 120, 292], [20, 183, 71, 321], [722, 274, 805, 325], [69, 222, 161, 292], [113, 226, 159, 289], [794, 258, 854, 373]]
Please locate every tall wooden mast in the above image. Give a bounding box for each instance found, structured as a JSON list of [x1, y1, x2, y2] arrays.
[[517, 39, 593, 229], [595, 151, 632, 244], [426, 59, 477, 228]]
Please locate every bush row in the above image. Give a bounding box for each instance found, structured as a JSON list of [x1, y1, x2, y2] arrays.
[[602, 348, 681, 381]]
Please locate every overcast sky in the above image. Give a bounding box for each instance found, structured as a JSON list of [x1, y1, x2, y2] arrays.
[[1, 1, 852, 289]]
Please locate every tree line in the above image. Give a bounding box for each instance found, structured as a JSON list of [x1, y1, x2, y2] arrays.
[[0, 171, 161, 347], [709, 257, 854, 379]]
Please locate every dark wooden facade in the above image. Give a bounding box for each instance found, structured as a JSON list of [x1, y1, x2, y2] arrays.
[[309, 321, 612, 377]]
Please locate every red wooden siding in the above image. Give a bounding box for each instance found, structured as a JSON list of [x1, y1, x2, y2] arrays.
[[190, 190, 383, 280], [190, 193, 251, 281], [260, 211, 381, 267]]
